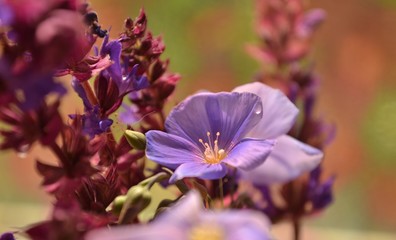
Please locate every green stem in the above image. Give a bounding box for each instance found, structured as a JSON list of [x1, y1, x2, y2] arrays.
[[143, 172, 169, 190]]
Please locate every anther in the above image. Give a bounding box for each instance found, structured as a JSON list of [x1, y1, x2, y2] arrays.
[[198, 131, 226, 164]]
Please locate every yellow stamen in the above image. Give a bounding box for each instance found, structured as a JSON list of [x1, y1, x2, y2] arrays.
[[198, 131, 226, 164], [189, 224, 224, 240]]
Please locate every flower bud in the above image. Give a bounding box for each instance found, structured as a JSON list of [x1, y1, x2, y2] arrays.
[[118, 185, 152, 224], [126, 185, 152, 206], [124, 130, 146, 150], [111, 195, 127, 215]]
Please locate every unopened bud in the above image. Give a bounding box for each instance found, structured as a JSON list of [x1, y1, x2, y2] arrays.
[[124, 130, 146, 150], [126, 185, 152, 206], [118, 185, 152, 224], [111, 195, 127, 215]]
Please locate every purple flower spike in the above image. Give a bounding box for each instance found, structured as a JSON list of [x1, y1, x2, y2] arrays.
[[86, 191, 272, 240], [233, 82, 323, 184], [146, 91, 276, 183]]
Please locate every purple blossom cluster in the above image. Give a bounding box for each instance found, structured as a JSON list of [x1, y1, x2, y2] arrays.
[[246, 0, 336, 236], [0, 0, 334, 240]]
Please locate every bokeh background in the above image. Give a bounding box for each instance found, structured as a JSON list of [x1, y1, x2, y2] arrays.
[[1, 0, 396, 238]]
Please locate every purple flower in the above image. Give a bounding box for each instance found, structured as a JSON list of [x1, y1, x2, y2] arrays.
[[146, 91, 276, 183], [0, 59, 67, 109], [100, 35, 149, 96], [307, 166, 335, 212], [233, 82, 323, 184], [71, 78, 113, 138], [0, 232, 15, 240], [0, 0, 13, 27], [86, 191, 272, 240], [77, 106, 113, 138]]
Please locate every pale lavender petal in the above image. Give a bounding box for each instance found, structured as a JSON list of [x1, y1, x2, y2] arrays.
[[213, 211, 271, 240], [223, 138, 275, 170], [86, 225, 184, 240], [169, 162, 228, 183], [146, 130, 202, 169], [156, 190, 202, 225], [86, 191, 273, 240], [119, 103, 140, 124], [233, 82, 298, 139], [165, 92, 263, 151], [239, 135, 323, 184]]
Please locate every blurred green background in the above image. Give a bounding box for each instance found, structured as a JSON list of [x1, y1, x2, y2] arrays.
[[1, 0, 396, 238]]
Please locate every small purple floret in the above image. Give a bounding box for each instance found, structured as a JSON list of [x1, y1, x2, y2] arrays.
[[71, 79, 113, 138], [0, 232, 15, 240], [100, 36, 149, 96], [307, 167, 335, 211]]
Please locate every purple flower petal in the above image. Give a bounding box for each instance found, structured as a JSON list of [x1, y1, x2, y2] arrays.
[[20, 75, 67, 110], [309, 175, 335, 210], [213, 211, 271, 240], [297, 9, 326, 38], [118, 103, 141, 124], [100, 36, 122, 84], [99, 119, 113, 131], [169, 162, 228, 183], [87, 225, 183, 240], [71, 78, 92, 110], [0, 1, 13, 27], [156, 190, 202, 224], [0, 232, 15, 240], [165, 92, 263, 150], [239, 135, 323, 184], [146, 130, 203, 169], [233, 82, 298, 139], [119, 65, 149, 95], [70, 106, 113, 138], [223, 138, 275, 170]]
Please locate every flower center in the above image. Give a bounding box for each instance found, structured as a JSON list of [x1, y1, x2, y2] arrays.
[[189, 224, 224, 240], [199, 132, 226, 164]]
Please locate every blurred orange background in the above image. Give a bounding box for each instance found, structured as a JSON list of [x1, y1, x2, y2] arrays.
[[1, 0, 396, 238]]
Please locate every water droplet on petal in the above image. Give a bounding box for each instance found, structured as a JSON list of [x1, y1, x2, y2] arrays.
[[254, 104, 262, 115]]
